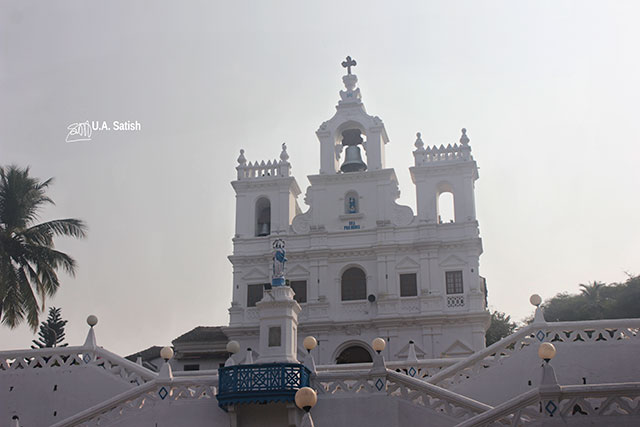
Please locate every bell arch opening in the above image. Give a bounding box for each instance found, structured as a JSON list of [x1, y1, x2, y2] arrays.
[[437, 192, 455, 224], [335, 345, 373, 364], [255, 197, 271, 236]]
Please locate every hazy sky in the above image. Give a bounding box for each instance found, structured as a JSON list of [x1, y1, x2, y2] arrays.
[[1, 1, 639, 355]]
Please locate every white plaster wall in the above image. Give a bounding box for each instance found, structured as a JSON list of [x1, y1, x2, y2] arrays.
[[450, 339, 640, 406], [312, 394, 459, 427], [0, 366, 133, 426], [108, 399, 230, 427]]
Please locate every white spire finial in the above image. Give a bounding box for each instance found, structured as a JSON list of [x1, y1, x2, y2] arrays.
[[83, 315, 98, 348], [244, 347, 254, 364], [237, 149, 247, 165], [407, 340, 418, 361]]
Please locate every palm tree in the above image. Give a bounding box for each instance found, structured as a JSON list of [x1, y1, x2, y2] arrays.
[[0, 165, 87, 331], [579, 281, 606, 318]]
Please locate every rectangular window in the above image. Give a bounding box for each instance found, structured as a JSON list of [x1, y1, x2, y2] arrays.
[[446, 271, 464, 294], [184, 364, 200, 371], [247, 284, 265, 307], [290, 280, 307, 304], [400, 273, 418, 297], [268, 326, 281, 347]]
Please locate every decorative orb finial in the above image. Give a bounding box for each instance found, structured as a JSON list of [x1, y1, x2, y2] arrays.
[[295, 387, 318, 412], [86, 315, 98, 327], [538, 342, 556, 361], [530, 294, 542, 307], [160, 346, 174, 361], [226, 340, 240, 354], [303, 336, 318, 352], [372, 337, 386, 354]]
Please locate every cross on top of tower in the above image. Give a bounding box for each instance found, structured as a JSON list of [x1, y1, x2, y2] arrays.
[[341, 56, 357, 75]]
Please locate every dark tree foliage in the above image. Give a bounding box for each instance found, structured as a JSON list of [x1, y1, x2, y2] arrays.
[[31, 306, 68, 348], [0, 165, 87, 330], [486, 310, 518, 346], [542, 275, 640, 322]]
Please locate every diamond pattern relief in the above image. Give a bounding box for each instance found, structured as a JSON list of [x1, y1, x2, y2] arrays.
[[536, 330, 546, 342], [158, 386, 168, 400], [545, 400, 557, 416], [375, 378, 385, 391], [408, 367, 417, 377]]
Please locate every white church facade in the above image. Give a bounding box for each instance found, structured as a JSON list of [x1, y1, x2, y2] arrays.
[[225, 59, 488, 365]]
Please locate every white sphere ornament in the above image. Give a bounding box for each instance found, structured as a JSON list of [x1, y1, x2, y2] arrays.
[[538, 342, 557, 361], [303, 336, 317, 351], [372, 337, 386, 353], [295, 387, 317, 411], [530, 294, 542, 307], [226, 340, 240, 354], [86, 315, 98, 327], [160, 346, 174, 361]]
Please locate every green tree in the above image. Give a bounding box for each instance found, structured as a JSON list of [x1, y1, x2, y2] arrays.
[[0, 165, 87, 330], [541, 275, 640, 322], [486, 310, 518, 346], [31, 306, 68, 348]]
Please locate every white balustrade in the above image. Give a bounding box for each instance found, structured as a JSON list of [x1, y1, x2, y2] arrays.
[[457, 382, 640, 426], [429, 319, 640, 389], [0, 346, 156, 386], [414, 143, 472, 166], [236, 159, 290, 180], [312, 369, 490, 422], [50, 377, 219, 427]]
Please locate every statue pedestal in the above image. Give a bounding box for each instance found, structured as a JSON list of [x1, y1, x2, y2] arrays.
[[255, 286, 301, 364]]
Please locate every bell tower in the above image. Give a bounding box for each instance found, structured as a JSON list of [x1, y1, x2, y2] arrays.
[[316, 56, 389, 175], [231, 143, 301, 239]]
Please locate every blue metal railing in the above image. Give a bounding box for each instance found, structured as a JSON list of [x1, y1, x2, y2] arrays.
[[216, 363, 310, 410]]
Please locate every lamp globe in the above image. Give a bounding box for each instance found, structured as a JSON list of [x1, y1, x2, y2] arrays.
[[372, 337, 386, 354], [226, 340, 241, 354], [160, 346, 174, 361], [538, 342, 557, 361], [303, 336, 318, 352], [295, 387, 317, 412]]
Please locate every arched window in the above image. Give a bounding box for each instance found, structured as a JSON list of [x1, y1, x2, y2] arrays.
[[255, 197, 271, 236], [341, 267, 366, 301], [437, 192, 455, 224], [336, 345, 373, 364], [344, 191, 359, 214]]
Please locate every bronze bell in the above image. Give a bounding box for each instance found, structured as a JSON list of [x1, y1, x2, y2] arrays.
[[340, 129, 367, 173], [257, 222, 270, 236]]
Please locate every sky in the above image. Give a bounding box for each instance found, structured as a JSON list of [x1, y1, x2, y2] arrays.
[[1, 1, 639, 355]]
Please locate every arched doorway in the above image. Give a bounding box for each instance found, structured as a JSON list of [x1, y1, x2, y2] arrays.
[[335, 345, 373, 364]]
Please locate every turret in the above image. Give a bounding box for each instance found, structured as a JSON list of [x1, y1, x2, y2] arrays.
[[231, 143, 301, 238]]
